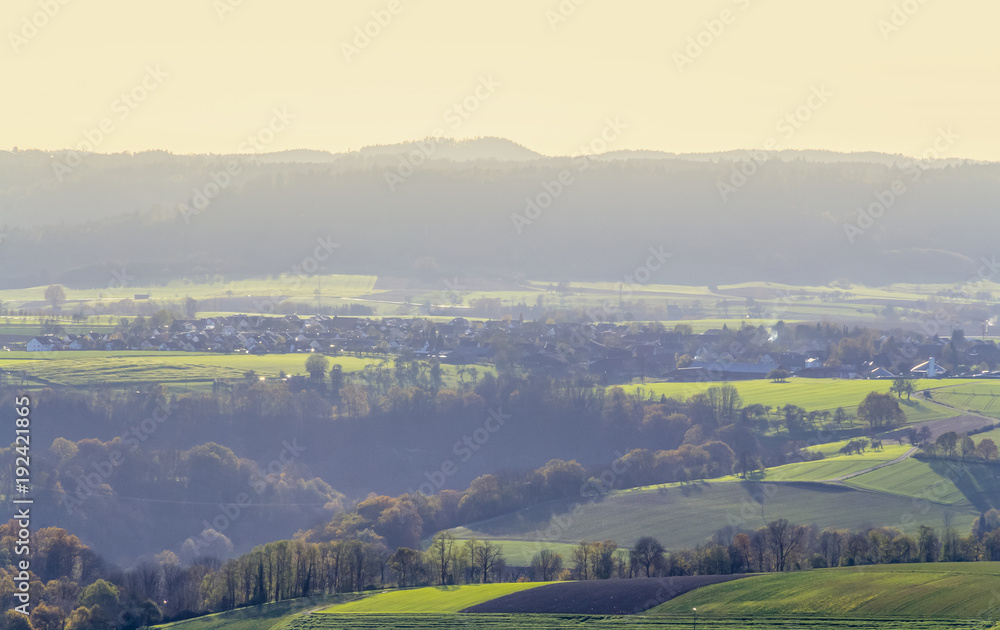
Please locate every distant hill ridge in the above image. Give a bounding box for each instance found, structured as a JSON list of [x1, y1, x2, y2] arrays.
[[7, 138, 983, 165]]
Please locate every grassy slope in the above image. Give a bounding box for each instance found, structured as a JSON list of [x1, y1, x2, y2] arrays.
[[448, 442, 999, 555], [483, 541, 580, 567], [449, 480, 978, 553], [622, 379, 963, 426], [933, 382, 1000, 420], [290, 614, 989, 629], [0, 351, 485, 391], [154, 594, 364, 630], [847, 457, 1000, 512], [0, 275, 378, 304], [650, 563, 1000, 619], [317, 583, 550, 614], [759, 444, 911, 482]]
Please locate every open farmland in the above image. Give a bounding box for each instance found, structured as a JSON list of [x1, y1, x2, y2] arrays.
[[846, 456, 1000, 511], [622, 378, 964, 427], [6, 274, 998, 330], [932, 381, 1000, 419], [0, 274, 378, 306], [448, 479, 978, 554], [287, 614, 988, 629], [0, 351, 484, 391], [484, 541, 580, 567], [463, 576, 748, 615], [757, 444, 913, 482], [649, 563, 1000, 620], [153, 594, 365, 630], [317, 583, 551, 614]]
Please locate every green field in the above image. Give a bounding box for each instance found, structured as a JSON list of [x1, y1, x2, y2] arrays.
[[449, 479, 978, 553], [623, 379, 964, 427], [846, 457, 1000, 511], [154, 594, 365, 630], [8, 275, 1000, 330], [758, 444, 912, 482], [0, 351, 485, 392], [318, 583, 550, 614], [287, 613, 987, 629], [482, 541, 580, 567], [933, 382, 1000, 419], [973, 425, 1000, 444], [650, 563, 1000, 620], [0, 274, 378, 305]]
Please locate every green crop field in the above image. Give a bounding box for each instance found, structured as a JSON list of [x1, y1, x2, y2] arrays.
[[287, 613, 987, 629], [758, 444, 912, 482], [0, 351, 484, 392], [846, 457, 1000, 511], [318, 583, 551, 614], [932, 382, 1000, 419], [0, 351, 371, 390], [973, 425, 1000, 444], [154, 594, 365, 630], [650, 563, 1000, 620], [0, 274, 379, 305], [481, 541, 580, 567], [623, 378, 963, 427], [448, 479, 978, 554]]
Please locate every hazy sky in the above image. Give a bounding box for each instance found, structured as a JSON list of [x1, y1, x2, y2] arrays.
[[4, 0, 997, 159]]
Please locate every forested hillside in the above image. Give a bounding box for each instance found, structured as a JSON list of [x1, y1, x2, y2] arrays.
[[1, 148, 997, 288]]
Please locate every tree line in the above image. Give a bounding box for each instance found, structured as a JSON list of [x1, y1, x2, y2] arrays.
[[8, 511, 1000, 630]]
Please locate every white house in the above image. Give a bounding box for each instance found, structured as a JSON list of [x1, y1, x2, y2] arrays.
[[26, 337, 55, 352]]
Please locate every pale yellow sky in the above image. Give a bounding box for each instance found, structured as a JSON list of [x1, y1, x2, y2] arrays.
[[4, 0, 998, 159]]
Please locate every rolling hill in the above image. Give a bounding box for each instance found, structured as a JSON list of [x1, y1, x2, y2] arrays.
[[649, 563, 1000, 620]]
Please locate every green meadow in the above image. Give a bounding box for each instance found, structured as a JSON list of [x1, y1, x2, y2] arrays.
[[449, 479, 978, 553], [933, 381, 1000, 418], [846, 457, 1000, 511], [0, 351, 483, 392], [317, 583, 551, 614], [650, 563, 1000, 620], [288, 614, 987, 629], [154, 594, 365, 630], [624, 378, 964, 427], [757, 444, 912, 482], [0, 274, 378, 305]]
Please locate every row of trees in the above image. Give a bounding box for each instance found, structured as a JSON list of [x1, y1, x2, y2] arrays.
[[8, 509, 1000, 630]]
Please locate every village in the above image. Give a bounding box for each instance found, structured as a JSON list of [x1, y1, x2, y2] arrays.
[[19, 313, 1000, 383]]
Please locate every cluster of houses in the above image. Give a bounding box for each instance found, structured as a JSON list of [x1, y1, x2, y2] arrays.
[[20, 314, 1000, 382]]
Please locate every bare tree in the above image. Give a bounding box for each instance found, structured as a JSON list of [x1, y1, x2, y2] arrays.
[[766, 519, 806, 572]]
